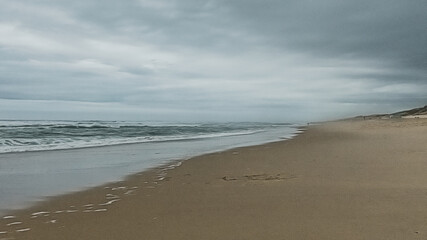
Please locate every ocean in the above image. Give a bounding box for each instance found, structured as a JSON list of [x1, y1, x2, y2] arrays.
[[0, 120, 297, 153], [0, 120, 302, 215]]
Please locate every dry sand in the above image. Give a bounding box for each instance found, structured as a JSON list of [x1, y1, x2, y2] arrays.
[[1, 118, 426, 240]]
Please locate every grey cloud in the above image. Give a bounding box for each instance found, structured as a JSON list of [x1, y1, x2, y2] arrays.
[[0, 0, 425, 121], [222, 0, 426, 71]]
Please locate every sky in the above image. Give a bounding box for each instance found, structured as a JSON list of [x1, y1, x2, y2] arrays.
[[0, 0, 426, 122]]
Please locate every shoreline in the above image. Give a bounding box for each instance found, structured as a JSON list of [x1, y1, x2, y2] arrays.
[[0, 126, 303, 155], [0, 138, 298, 218], [0, 125, 302, 216], [1, 118, 427, 239]]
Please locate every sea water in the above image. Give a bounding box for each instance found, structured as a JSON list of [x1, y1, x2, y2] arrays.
[[0, 121, 302, 215]]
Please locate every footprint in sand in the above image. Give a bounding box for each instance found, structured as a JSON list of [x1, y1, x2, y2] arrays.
[[222, 173, 297, 182]]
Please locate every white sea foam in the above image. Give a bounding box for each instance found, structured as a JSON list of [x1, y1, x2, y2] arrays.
[[0, 131, 262, 153], [94, 209, 107, 212], [124, 190, 135, 195], [31, 211, 49, 216], [99, 199, 120, 206], [6, 222, 22, 226], [106, 194, 119, 199]]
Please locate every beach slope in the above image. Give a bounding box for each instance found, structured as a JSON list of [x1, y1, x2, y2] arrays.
[[1, 119, 427, 240]]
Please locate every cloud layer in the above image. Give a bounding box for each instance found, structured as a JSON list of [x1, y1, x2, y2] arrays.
[[0, 0, 426, 121]]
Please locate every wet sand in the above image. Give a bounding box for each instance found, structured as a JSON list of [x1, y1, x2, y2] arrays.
[[1, 119, 427, 240]]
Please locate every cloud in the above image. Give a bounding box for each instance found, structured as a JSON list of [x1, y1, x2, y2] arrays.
[[222, 0, 427, 69], [0, 0, 425, 121]]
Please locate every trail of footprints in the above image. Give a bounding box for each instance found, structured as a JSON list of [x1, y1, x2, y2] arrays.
[[0, 161, 182, 238]]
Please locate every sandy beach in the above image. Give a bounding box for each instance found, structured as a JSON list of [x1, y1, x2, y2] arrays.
[[1, 118, 426, 240]]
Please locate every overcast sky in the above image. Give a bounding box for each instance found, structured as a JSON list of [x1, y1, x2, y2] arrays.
[[0, 0, 426, 122]]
